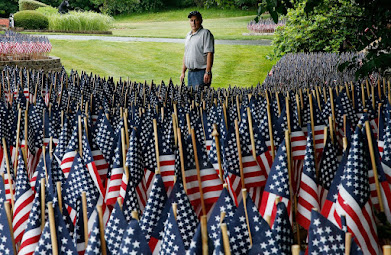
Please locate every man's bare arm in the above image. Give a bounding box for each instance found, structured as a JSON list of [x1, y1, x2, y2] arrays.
[[204, 52, 214, 84]]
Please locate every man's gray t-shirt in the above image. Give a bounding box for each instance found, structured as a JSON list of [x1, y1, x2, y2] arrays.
[[184, 27, 214, 70]]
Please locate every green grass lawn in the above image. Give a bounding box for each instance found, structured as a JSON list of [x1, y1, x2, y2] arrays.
[[112, 7, 274, 40], [50, 39, 276, 88]]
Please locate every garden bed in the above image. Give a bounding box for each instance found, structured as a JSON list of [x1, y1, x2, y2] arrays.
[[24, 29, 113, 35], [0, 56, 62, 72]]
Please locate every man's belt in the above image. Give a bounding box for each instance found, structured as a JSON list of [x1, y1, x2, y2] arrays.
[[188, 68, 205, 72]]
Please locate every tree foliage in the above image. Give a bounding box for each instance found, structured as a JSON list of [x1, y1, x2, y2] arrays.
[[0, 0, 18, 17], [272, 0, 362, 57], [257, 0, 391, 78]]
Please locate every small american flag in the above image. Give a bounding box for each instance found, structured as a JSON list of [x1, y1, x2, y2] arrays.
[[119, 218, 152, 254]]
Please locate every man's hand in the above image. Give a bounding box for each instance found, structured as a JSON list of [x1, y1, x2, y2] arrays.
[[204, 72, 211, 84], [180, 72, 185, 83]]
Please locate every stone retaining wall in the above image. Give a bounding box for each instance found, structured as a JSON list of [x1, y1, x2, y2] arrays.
[[0, 56, 63, 73]]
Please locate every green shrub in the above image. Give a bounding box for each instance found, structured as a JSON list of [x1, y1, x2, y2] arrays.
[[14, 10, 49, 29], [272, 0, 362, 57], [37, 6, 114, 31], [19, 0, 48, 11]]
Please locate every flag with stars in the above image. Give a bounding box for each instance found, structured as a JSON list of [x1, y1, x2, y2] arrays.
[[333, 127, 380, 255], [105, 131, 125, 206], [0, 200, 14, 255], [156, 126, 176, 192], [259, 140, 291, 225], [60, 122, 79, 179], [186, 221, 214, 255], [226, 196, 252, 254], [0, 175, 7, 206], [119, 218, 151, 255], [271, 201, 293, 254], [154, 181, 198, 251], [105, 201, 128, 255], [92, 111, 116, 169], [33, 221, 52, 255], [122, 178, 141, 223], [18, 180, 44, 255], [207, 187, 236, 243], [296, 124, 320, 230], [159, 206, 186, 255], [54, 203, 78, 255], [318, 135, 339, 208], [139, 173, 167, 252], [63, 152, 100, 232], [13, 150, 34, 244], [85, 213, 102, 255], [308, 209, 362, 255], [381, 111, 391, 183]]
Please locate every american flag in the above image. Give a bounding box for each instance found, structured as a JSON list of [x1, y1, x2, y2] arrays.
[[156, 127, 176, 192], [139, 173, 167, 252], [85, 212, 102, 255], [105, 201, 127, 254], [119, 218, 152, 254], [0, 175, 7, 206], [93, 112, 116, 169], [296, 124, 320, 230], [159, 207, 186, 254], [18, 180, 44, 255], [105, 132, 125, 206], [13, 150, 34, 244], [0, 200, 14, 255], [53, 202, 78, 254], [259, 140, 291, 225], [60, 123, 79, 179], [333, 127, 380, 255], [308, 209, 363, 254], [318, 136, 339, 208], [271, 201, 293, 254], [207, 187, 236, 243], [122, 178, 141, 223], [187, 221, 214, 255], [381, 114, 391, 183]]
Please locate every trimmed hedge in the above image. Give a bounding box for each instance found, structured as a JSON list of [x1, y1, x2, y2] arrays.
[[19, 0, 48, 11], [14, 10, 49, 29]]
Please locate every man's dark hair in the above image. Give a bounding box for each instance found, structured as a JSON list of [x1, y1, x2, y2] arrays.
[[188, 11, 202, 20]]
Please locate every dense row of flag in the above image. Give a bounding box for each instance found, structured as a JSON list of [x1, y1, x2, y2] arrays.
[[0, 59, 391, 255], [0, 31, 52, 60], [247, 18, 286, 34]]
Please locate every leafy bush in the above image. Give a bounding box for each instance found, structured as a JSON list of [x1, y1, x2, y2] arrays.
[[19, 0, 48, 11], [0, 0, 18, 17], [36, 6, 114, 31], [204, 0, 256, 9], [272, 0, 362, 57], [91, 0, 164, 15], [14, 10, 49, 29]]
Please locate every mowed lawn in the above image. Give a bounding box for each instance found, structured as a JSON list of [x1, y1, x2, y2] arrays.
[[50, 39, 276, 88], [113, 8, 274, 40]]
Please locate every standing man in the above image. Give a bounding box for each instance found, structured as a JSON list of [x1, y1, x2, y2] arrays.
[[180, 11, 215, 89]]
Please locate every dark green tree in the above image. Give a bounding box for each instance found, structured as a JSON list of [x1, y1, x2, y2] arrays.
[[0, 0, 18, 17], [257, 0, 391, 78]]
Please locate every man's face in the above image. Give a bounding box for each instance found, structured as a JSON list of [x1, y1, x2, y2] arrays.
[[189, 16, 202, 32]]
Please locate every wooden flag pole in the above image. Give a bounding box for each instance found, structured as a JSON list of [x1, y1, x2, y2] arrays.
[[315, 86, 322, 111], [131, 210, 139, 221], [153, 119, 161, 174], [361, 82, 366, 108], [172, 203, 178, 220], [121, 128, 130, 182], [82, 191, 89, 248], [117, 197, 123, 210], [329, 87, 336, 127], [276, 92, 281, 115], [328, 116, 334, 144], [13, 108, 22, 175], [292, 245, 301, 255], [177, 128, 188, 194], [2, 138, 15, 208], [384, 245, 391, 255], [124, 109, 130, 148], [23, 106, 29, 165], [308, 94, 319, 180], [323, 126, 328, 147], [247, 107, 257, 159], [286, 96, 291, 134], [78, 115, 83, 157], [4, 201, 17, 255], [97, 205, 107, 255], [365, 121, 385, 212], [56, 181, 63, 214], [41, 178, 46, 231], [236, 95, 241, 122], [186, 113, 192, 135], [266, 92, 275, 161], [47, 202, 59, 255], [234, 120, 245, 189], [371, 84, 376, 110], [345, 232, 352, 255], [242, 189, 253, 246], [295, 94, 301, 127], [172, 113, 178, 147], [212, 124, 224, 181], [221, 223, 231, 255], [191, 128, 206, 216], [201, 215, 208, 255]]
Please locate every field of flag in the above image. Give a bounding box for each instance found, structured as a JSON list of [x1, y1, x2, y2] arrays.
[[0, 31, 52, 61], [0, 51, 391, 255]]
